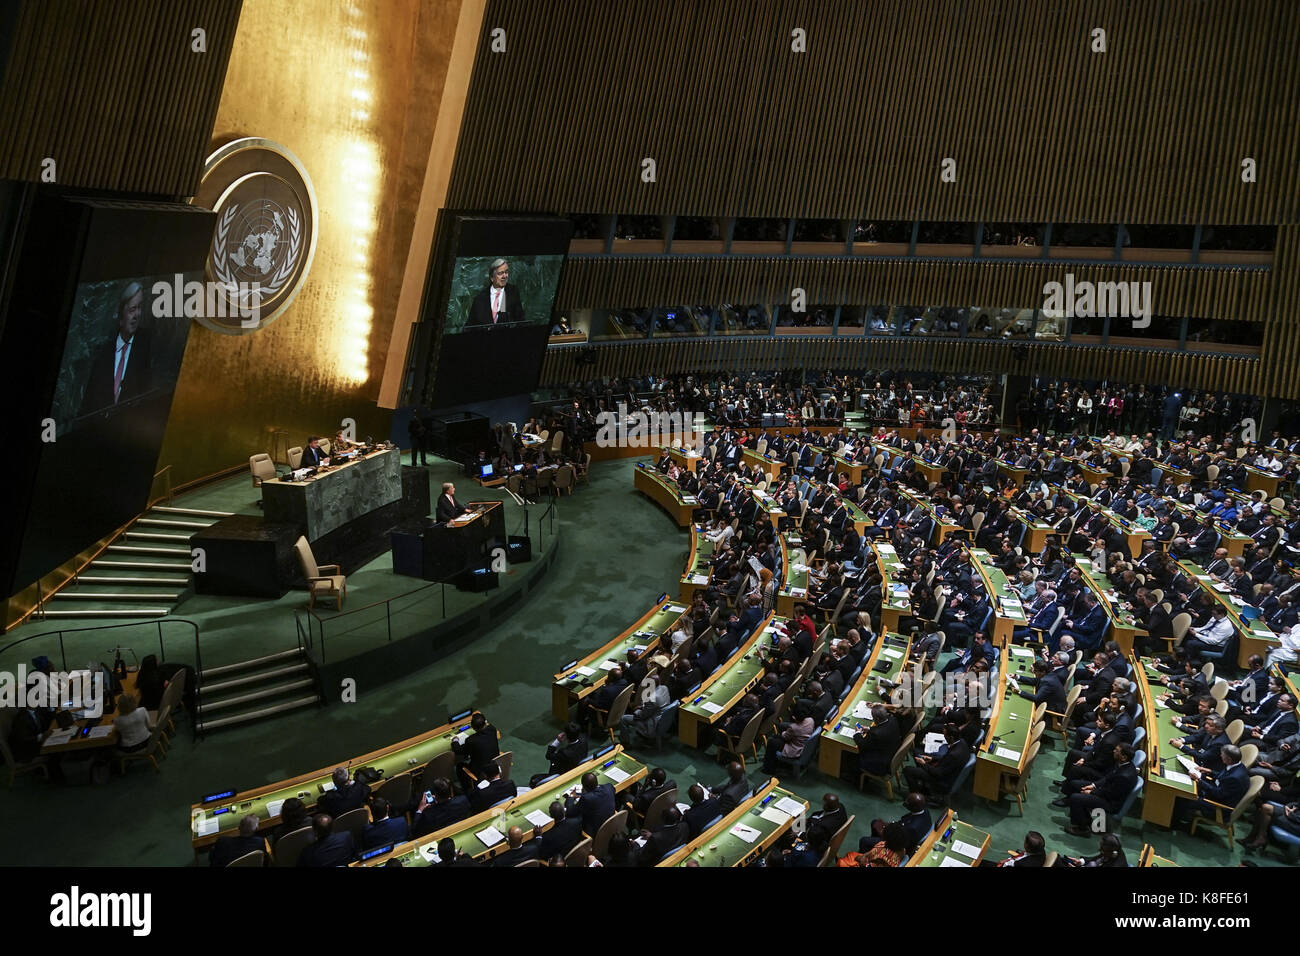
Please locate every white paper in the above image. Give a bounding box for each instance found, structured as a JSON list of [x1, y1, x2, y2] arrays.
[[923, 732, 945, 754], [43, 729, 76, 746], [682, 496, 698, 504], [575, 666, 597, 677], [666, 605, 687, 613], [701, 702, 724, 714], [476, 825, 505, 848], [194, 816, 220, 837], [267, 800, 286, 818], [852, 701, 872, 719], [86, 725, 113, 739], [597, 659, 620, 671], [604, 766, 630, 784], [421, 844, 441, 863], [759, 806, 791, 826], [1176, 755, 1197, 772], [319, 780, 336, 792], [789, 587, 807, 597], [1163, 770, 1193, 785], [1009, 647, 1034, 657], [995, 747, 1022, 761], [691, 574, 709, 585], [952, 839, 982, 859], [730, 823, 762, 844], [525, 809, 553, 829], [676, 802, 691, 815], [775, 796, 805, 817], [881, 648, 903, 659], [939, 856, 969, 867]]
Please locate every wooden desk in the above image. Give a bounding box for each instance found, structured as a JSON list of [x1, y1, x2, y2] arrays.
[[660, 780, 807, 866], [1076, 557, 1145, 656], [1010, 508, 1055, 554], [1052, 484, 1150, 558], [742, 447, 785, 482], [1245, 466, 1280, 497], [820, 632, 914, 777], [896, 487, 959, 544], [190, 711, 485, 850], [677, 613, 777, 747], [873, 542, 912, 634], [996, 461, 1029, 487], [666, 446, 706, 473], [1132, 657, 1198, 827], [1177, 560, 1280, 667], [634, 464, 695, 526], [552, 599, 685, 721], [679, 527, 715, 605], [906, 809, 991, 866], [39, 672, 140, 756], [354, 747, 647, 866], [1139, 844, 1179, 867], [775, 532, 810, 617], [970, 548, 1028, 647], [973, 644, 1037, 800]]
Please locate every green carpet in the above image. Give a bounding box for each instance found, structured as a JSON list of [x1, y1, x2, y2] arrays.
[[0, 456, 1286, 867]]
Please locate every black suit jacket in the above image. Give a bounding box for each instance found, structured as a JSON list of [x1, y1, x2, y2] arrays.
[[491, 841, 541, 867], [412, 795, 472, 838], [535, 816, 586, 859], [301, 444, 326, 468], [1094, 761, 1138, 811], [855, 715, 902, 774], [567, 782, 617, 835], [297, 831, 356, 867], [436, 494, 467, 523], [209, 833, 267, 867], [929, 739, 972, 791], [684, 797, 724, 837], [466, 284, 525, 328], [317, 780, 371, 818], [452, 726, 500, 774], [467, 777, 518, 813], [79, 330, 154, 417]]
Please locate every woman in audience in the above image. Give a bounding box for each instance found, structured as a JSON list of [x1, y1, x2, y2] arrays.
[[113, 695, 153, 754]]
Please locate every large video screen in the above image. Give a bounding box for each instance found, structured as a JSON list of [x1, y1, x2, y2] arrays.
[[423, 215, 572, 408], [0, 195, 212, 594]]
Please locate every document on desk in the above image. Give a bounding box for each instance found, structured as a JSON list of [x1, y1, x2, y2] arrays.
[[1010, 646, 1035, 658], [575, 666, 597, 677], [476, 825, 505, 848], [267, 799, 286, 818], [881, 648, 903, 659], [1163, 769, 1194, 785], [852, 701, 872, 720], [525, 809, 553, 829], [701, 701, 724, 714], [923, 732, 945, 754], [682, 496, 698, 504], [995, 747, 1022, 761], [597, 659, 620, 671], [86, 725, 113, 739], [666, 604, 687, 613], [775, 796, 805, 817], [194, 816, 221, 837], [730, 823, 762, 844], [1176, 755, 1197, 772], [952, 839, 982, 859], [691, 575, 709, 584], [759, 806, 791, 826], [604, 766, 631, 784], [43, 729, 76, 747], [939, 856, 969, 867]]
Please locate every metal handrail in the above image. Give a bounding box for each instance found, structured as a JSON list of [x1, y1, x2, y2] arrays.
[[0, 618, 203, 737]]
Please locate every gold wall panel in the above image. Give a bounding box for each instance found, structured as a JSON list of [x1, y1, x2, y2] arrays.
[[157, 0, 462, 483]]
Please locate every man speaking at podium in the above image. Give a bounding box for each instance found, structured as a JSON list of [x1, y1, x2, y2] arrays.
[[436, 482, 469, 524], [466, 258, 525, 328]]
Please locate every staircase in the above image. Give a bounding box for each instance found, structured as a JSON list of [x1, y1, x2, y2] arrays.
[[41, 505, 233, 620], [195, 647, 323, 734]]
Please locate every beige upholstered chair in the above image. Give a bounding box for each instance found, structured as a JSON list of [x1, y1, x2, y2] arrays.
[[287, 446, 303, 469], [250, 453, 276, 487], [294, 536, 346, 608]]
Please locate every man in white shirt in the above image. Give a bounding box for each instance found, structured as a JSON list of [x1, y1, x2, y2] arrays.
[[1181, 605, 1235, 661], [1267, 622, 1300, 667]]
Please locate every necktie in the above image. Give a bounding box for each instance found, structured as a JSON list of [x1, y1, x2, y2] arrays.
[[492, 289, 500, 323], [113, 340, 129, 401]]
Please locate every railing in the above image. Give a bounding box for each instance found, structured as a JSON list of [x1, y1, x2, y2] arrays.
[[0, 618, 202, 739], [297, 493, 561, 666]]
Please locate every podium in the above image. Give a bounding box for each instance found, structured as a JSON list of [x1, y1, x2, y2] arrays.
[[392, 500, 507, 588]]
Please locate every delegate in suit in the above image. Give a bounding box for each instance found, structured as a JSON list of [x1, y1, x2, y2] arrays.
[[465, 258, 526, 328], [78, 281, 154, 418]]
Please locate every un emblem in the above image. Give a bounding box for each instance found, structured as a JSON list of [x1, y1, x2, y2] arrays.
[[192, 138, 318, 334]]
